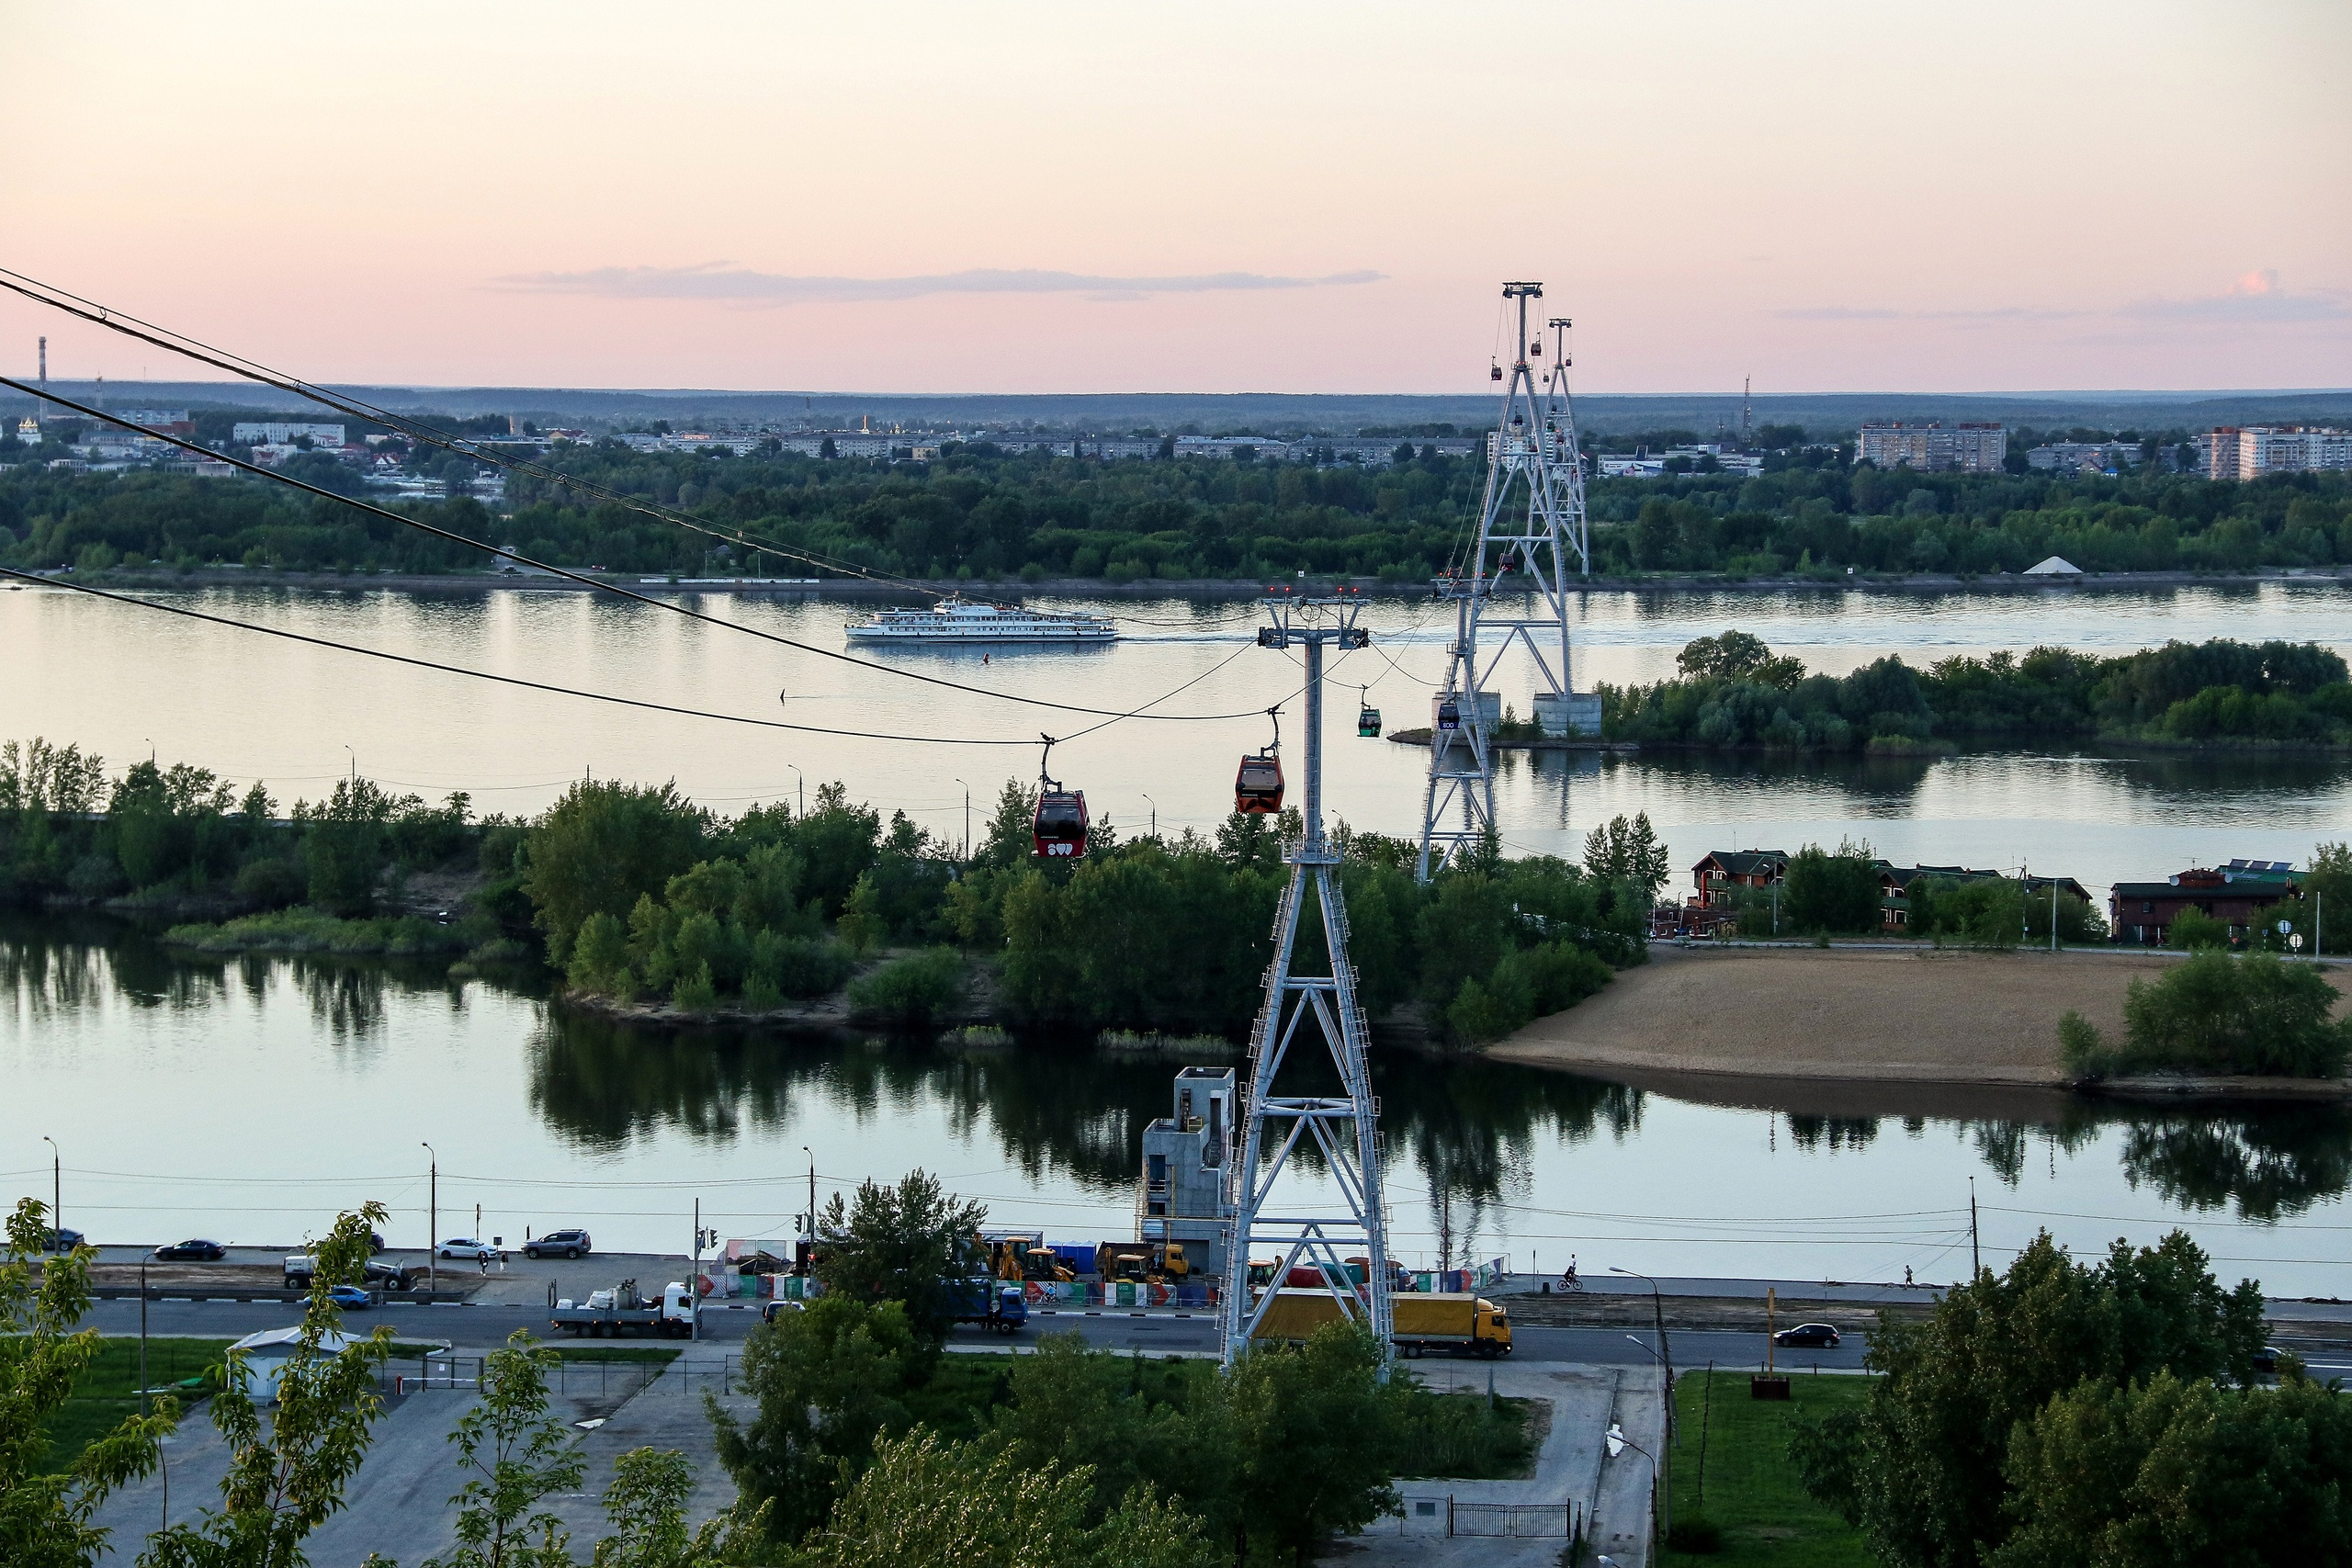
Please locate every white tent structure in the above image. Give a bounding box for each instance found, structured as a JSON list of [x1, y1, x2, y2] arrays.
[[2024, 556, 2083, 576], [227, 1325, 362, 1404]]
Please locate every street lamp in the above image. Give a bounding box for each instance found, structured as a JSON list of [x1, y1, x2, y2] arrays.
[[1610, 1265, 1675, 1439], [41, 1135, 59, 1248], [1604, 1421, 1668, 1545], [422, 1142, 437, 1296], [344, 744, 356, 786], [789, 766, 804, 818], [1142, 793, 1157, 840], [953, 779, 970, 861]]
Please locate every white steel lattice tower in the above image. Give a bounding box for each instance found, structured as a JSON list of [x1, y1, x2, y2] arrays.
[[1418, 282, 1596, 881], [1219, 592, 1392, 1373]]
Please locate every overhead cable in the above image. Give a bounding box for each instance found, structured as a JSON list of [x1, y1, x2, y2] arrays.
[[0, 376, 1271, 726]]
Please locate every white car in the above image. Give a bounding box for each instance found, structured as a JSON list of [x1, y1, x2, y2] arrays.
[[435, 1237, 503, 1261]]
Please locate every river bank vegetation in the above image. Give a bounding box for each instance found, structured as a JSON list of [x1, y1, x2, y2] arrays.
[[0, 737, 1648, 1045], [1604, 631, 2352, 752], [4, 434, 2348, 582]]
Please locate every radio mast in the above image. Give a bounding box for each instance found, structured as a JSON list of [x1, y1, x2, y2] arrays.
[[1417, 283, 1597, 881], [1220, 590, 1392, 1376]]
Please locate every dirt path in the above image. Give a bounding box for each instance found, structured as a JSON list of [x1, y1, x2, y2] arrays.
[[1488, 946, 2254, 1088]]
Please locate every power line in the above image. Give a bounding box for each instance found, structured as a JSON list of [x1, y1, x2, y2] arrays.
[[0, 566, 1022, 746], [0, 375, 1272, 727]]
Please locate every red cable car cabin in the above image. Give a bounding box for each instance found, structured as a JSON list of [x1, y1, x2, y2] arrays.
[[1234, 751, 1283, 815], [1033, 788, 1089, 858]]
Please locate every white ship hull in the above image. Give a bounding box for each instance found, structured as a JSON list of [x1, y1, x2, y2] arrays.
[[845, 597, 1117, 644]]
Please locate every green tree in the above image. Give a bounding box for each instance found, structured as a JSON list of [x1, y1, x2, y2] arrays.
[[794, 1429, 1213, 1568], [139, 1206, 397, 1568], [1990, 1367, 2352, 1568], [421, 1332, 584, 1568], [1580, 811, 1670, 902], [301, 777, 398, 916], [1, 1199, 174, 1568], [523, 780, 709, 962], [810, 1170, 989, 1344], [1782, 839, 1883, 934], [1227, 1325, 1404, 1564], [2118, 950, 2351, 1078], [2164, 907, 2232, 950], [589, 1447, 766, 1568], [1791, 1230, 2268, 1568], [707, 1296, 922, 1543]]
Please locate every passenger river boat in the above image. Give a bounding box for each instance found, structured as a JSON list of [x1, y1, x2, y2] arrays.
[[844, 596, 1117, 644]]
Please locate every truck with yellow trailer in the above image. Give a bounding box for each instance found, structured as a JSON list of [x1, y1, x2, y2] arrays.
[[1249, 1289, 1512, 1358]]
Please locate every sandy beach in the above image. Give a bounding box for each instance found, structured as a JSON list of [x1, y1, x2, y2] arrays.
[[1487, 945, 2348, 1095]]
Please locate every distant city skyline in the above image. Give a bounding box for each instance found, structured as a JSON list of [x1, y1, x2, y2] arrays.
[[1, 1, 2345, 396]]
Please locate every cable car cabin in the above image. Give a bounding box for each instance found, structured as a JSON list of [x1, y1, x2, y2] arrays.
[[1032, 790, 1089, 859], [1234, 752, 1283, 815], [1434, 699, 1462, 732], [1357, 704, 1382, 738]]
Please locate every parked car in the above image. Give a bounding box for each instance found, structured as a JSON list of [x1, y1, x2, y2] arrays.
[[524, 1229, 592, 1260], [285, 1257, 415, 1292], [1772, 1323, 1841, 1348], [153, 1239, 227, 1262], [2253, 1345, 2281, 1374], [327, 1284, 373, 1311], [761, 1299, 807, 1325], [435, 1238, 503, 1261], [41, 1227, 86, 1253]]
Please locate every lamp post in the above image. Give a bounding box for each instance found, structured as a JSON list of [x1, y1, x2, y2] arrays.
[[1610, 1266, 1674, 1438], [789, 766, 804, 818], [41, 1135, 59, 1247], [422, 1142, 437, 1296], [803, 1145, 818, 1251], [1605, 1420, 1667, 1548], [954, 779, 970, 862], [1142, 793, 1157, 840], [344, 744, 356, 786]]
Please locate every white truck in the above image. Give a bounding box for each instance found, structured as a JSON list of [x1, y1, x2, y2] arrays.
[[548, 1279, 699, 1338]]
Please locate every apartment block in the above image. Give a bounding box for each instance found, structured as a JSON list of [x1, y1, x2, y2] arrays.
[[1856, 421, 2007, 473], [2199, 426, 2352, 480]]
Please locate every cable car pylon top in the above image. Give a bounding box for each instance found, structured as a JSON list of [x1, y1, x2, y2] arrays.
[[1418, 281, 1600, 884], [1220, 590, 1391, 1377]]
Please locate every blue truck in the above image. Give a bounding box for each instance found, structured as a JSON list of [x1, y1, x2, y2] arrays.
[[950, 1278, 1029, 1335]]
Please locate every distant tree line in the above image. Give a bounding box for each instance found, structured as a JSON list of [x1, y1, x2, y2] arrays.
[[1607, 632, 2352, 751], [3, 436, 2347, 581]]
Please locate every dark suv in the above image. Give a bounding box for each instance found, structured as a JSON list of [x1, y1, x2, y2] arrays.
[[524, 1229, 592, 1260], [285, 1257, 415, 1292]]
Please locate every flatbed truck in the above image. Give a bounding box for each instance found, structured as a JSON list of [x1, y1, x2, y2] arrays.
[[1250, 1289, 1511, 1358], [549, 1279, 699, 1338]]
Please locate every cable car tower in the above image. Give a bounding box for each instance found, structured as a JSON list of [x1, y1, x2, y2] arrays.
[[1417, 281, 1597, 881], [1219, 590, 1392, 1375]]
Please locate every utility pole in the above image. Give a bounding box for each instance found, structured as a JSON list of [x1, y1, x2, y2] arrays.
[[954, 779, 970, 862], [692, 1198, 701, 1342], [2051, 878, 2059, 953], [1143, 793, 1157, 840], [1221, 590, 1391, 1376], [1970, 1177, 1980, 1277], [803, 1146, 818, 1254], [42, 1135, 58, 1245], [423, 1143, 437, 1296]]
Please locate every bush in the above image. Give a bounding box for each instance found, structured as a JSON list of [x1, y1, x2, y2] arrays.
[[2118, 951, 2351, 1078], [2166, 907, 2233, 950], [844, 948, 966, 1029], [233, 857, 308, 909], [670, 961, 719, 1013], [1783, 840, 1882, 934]]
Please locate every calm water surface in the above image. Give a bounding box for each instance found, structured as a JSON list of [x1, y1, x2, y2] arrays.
[[4, 919, 2346, 1296], [4, 580, 2350, 898], [5, 582, 2350, 1293]]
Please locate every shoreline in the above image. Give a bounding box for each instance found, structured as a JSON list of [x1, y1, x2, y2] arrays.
[[11, 563, 2349, 602], [1487, 945, 2351, 1102]]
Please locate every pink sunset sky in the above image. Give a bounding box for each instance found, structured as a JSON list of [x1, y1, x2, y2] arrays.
[[2, 0, 2346, 397]]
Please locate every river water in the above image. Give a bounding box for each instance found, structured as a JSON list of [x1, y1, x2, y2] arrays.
[[2, 581, 2349, 1293]]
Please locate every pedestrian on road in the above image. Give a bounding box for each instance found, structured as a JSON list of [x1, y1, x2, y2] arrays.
[[1905, 1266, 1914, 1287]]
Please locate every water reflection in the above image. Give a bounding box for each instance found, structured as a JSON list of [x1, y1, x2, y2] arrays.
[[6, 919, 2348, 1257]]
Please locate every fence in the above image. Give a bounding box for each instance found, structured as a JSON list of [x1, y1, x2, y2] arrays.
[[1394, 1495, 1578, 1540], [696, 1273, 1218, 1310], [384, 1355, 741, 1398]]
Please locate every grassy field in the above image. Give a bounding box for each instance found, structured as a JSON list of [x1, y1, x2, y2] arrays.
[[40, 1337, 230, 1475], [1658, 1369, 1874, 1567]]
